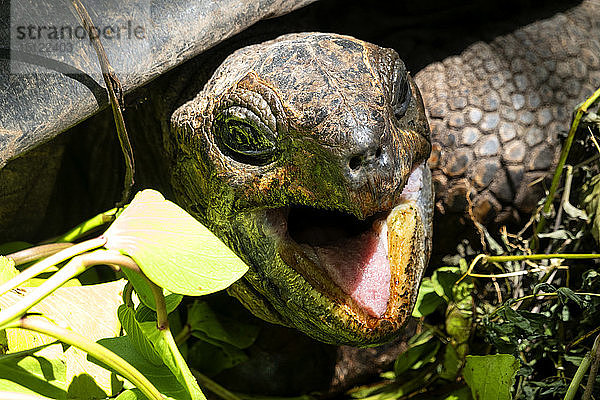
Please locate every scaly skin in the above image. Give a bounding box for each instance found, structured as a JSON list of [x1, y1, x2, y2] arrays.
[[415, 0, 600, 222], [168, 33, 433, 346]]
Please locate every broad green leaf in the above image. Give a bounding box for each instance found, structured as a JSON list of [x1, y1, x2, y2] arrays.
[[442, 386, 472, 400], [97, 335, 187, 399], [188, 301, 260, 349], [432, 267, 461, 301], [0, 280, 126, 396], [138, 321, 205, 399], [557, 287, 585, 307], [104, 190, 249, 296], [120, 267, 183, 313], [412, 278, 444, 318], [66, 373, 109, 399], [116, 389, 142, 400], [440, 344, 461, 381], [0, 256, 18, 285], [117, 305, 163, 366], [448, 265, 474, 356], [0, 344, 68, 398], [462, 354, 519, 400], [394, 337, 440, 376]]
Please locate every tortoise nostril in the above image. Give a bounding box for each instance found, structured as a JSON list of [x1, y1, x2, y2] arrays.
[[349, 155, 362, 171]]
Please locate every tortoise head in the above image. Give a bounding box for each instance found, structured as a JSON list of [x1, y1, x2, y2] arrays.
[[169, 32, 433, 346]]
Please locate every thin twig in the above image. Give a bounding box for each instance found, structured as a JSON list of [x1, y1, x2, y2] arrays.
[[568, 326, 600, 351], [583, 335, 600, 400], [70, 0, 135, 206]]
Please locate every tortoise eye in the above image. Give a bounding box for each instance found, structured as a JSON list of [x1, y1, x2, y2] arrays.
[[215, 106, 277, 165], [392, 77, 412, 120]]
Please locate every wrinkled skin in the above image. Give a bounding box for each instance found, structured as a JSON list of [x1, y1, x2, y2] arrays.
[[168, 33, 433, 346]]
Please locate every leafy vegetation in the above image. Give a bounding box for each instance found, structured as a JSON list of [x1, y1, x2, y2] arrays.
[[1, 69, 599, 400], [0, 190, 251, 399]]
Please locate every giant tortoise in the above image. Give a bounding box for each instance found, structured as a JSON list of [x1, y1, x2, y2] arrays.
[[1, 0, 599, 390]]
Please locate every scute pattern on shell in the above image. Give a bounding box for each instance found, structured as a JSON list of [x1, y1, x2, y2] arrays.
[[416, 0, 600, 222]]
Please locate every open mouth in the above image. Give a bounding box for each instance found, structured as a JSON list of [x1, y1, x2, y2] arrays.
[[287, 206, 392, 317], [264, 163, 430, 320]]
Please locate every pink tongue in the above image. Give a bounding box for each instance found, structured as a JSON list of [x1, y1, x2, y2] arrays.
[[315, 224, 390, 317]]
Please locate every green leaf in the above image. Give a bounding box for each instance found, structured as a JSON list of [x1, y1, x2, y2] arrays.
[[116, 389, 142, 400], [442, 386, 472, 400], [0, 256, 18, 285], [394, 337, 440, 376], [0, 280, 126, 396], [412, 278, 444, 318], [97, 335, 187, 399], [138, 321, 205, 399], [537, 230, 574, 240], [188, 301, 260, 349], [432, 267, 461, 301], [104, 189, 249, 296], [440, 344, 461, 381], [446, 305, 472, 345], [117, 305, 163, 366], [557, 287, 585, 307], [462, 354, 519, 400], [117, 388, 178, 400], [121, 267, 183, 313], [0, 344, 68, 398], [562, 201, 588, 220]]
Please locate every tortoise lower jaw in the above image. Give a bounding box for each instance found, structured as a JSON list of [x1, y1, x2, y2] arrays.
[[265, 163, 433, 322]]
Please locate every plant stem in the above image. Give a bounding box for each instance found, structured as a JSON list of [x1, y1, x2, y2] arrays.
[[174, 324, 192, 346], [458, 253, 600, 284], [534, 87, 600, 241], [0, 252, 94, 330], [71, 0, 135, 205], [0, 237, 106, 298], [583, 334, 600, 400], [492, 292, 600, 318], [0, 249, 135, 330], [12, 316, 163, 400], [6, 243, 74, 266], [147, 279, 169, 330], [567, 325, 600, 351], [191, 368, 242, 400], [161, 328, 205, 399], [53, 208, 118, 243], [564, 334, 599, 400], [468, 266, 568, 279], [487, 253, 600, 262]]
